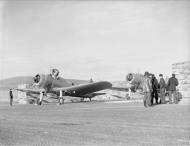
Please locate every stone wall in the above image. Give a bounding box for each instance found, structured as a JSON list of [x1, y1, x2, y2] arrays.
[[17, 84, 28, 104], [172, 61, 190, 98]]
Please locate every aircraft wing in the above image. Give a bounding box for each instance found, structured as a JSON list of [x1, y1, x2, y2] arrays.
[[89, 92, 106, 96], [111, 87, 130, 92], [52, 81, 112, 97], [110, 86, 136, 92], [16, 88, 45, 94], [110, 82, 136, 92]]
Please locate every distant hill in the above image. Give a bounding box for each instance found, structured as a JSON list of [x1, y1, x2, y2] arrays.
[[0, 76, 33, 89], [0, 76, 88, 90]]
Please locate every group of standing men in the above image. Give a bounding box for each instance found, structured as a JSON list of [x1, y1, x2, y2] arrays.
[[143, 72, 179, 107]]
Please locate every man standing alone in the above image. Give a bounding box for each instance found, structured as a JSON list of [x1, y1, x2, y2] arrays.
[[167, 74, 179, 104], [159, 74, 166, 104], [9, 89, 13, 106]]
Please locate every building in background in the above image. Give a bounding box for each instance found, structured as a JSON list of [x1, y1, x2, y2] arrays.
[[172, 61, 190, 98]]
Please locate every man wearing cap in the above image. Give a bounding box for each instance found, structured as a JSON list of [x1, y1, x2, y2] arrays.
[[159, 74, 166, 104], [142, 72, 152, 107], [167, 74, 179, 104]]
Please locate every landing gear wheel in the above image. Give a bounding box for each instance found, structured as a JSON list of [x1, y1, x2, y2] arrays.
[[125, 94, 130, 100], [36, 99, 42, 105], [59, 98, 64, 105], [80, 98, 84, 102]]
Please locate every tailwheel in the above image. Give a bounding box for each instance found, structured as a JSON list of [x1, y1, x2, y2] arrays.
[[80, 98, 84, 102], [36, 98, 41, 105], [125, 94, 130, 100]]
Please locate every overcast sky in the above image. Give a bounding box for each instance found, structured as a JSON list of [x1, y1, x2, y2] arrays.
[[0, 0, 190, 81]]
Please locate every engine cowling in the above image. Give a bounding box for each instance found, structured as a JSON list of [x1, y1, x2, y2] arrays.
[[33, 74, 54, 90], [126, 73, 144, 90], [126, 73, 143, 84]]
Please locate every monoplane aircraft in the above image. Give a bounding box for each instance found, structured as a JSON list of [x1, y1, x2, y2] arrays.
[[16, 69, 112, 105]]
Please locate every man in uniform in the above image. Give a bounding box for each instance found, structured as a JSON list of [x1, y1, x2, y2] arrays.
[[167, 74, 179, 104], [143, 72, 152, 107], [159, 74, 166, 104], [9, 89, 13, 106]]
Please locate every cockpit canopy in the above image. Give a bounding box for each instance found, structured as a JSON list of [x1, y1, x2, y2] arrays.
[[33, 74, 41, 83], [51, 68, 60, 79]]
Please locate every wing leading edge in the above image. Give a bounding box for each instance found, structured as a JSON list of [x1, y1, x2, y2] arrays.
[[16, 88, 45, 94], [16, 81, 112, 97], [52, 81, 112, 96]]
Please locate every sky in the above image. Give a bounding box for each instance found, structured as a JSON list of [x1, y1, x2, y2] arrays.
[[0, 0, 190, 81]]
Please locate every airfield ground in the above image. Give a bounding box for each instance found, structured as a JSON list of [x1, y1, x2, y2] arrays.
[[0, 99, 190, 146]]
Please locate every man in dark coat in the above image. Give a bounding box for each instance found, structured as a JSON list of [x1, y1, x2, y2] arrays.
[[167, 74, 179, 104], [150, 74, 159, 105], [9, 89, 13, 106], [159, 74, 166, 104]]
